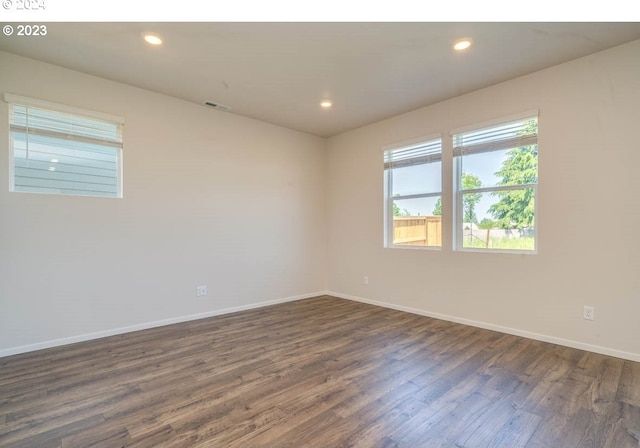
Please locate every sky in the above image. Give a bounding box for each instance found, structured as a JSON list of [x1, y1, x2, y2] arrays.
[[392, 149, 515, 221]]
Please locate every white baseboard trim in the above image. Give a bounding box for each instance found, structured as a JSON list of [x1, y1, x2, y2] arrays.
[[0, 291, 326, 358], [328, 291, 640, 363], [5, 290, 638, 363]]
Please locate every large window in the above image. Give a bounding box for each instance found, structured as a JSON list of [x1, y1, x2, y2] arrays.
[[6, 94, 124, 198], [384, 137, 442, 248], [452, 113, 538, 252]]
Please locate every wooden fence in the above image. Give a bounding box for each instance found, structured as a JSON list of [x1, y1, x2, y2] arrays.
[[393, 216, 442, 246]]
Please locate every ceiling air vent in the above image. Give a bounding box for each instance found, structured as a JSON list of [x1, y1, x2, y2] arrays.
[[203, 101, 231, 112]]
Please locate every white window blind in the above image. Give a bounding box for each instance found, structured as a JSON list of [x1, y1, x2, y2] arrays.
[[6, 94, 124, 198], [384, 139, 442, 170], [453, 116, 538, 157]]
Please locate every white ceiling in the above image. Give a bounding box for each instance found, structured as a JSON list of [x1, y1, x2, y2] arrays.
[[1, 22, 639, 137]]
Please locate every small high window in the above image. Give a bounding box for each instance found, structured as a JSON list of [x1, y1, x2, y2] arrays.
[[6, 94, 124, 198]]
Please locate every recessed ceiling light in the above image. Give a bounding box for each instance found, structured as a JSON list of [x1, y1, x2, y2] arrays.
[[48, 167, 56, 171], [50, 158, 59, 163], [320, 100, 333, 109], [453, 38, 472, 52], [143, 34, 163, 46]]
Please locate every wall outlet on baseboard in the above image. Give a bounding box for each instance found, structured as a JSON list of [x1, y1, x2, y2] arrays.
[[363, 276, 369, 285], [583, 305, 594, 321], [196, 285, 207, 297]]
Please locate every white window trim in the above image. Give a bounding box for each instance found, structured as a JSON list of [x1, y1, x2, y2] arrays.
[[5, 93, 125, 198], [383, 133, 443, 250], [449, 109, 538, 137], [453, 112, 538, 254], [4, 93, 125, 125]]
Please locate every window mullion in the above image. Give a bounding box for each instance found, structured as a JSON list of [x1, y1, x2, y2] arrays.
[[459, 183, 537, 195], [392, 192, 441, 201]]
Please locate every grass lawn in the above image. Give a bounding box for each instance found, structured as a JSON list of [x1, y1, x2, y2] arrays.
[[463, 236, 535, 251]]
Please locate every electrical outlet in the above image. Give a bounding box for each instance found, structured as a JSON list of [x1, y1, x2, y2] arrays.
[[196, 285, 207, 297], [363, 276, 369, 285], [583, 305, 594, 321]]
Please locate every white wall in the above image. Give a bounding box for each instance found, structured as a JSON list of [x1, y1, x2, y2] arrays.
[[0, 51, 327, 355], [326, 40, 640, 361], [3, 41, 640, 361]]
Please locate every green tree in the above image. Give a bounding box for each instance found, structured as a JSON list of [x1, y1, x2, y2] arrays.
[[393, 202, 410, 217], [488, 120, 538, 228], [477, 218, 496, 229], [461, 173, 482, 224], [432, 198, 442, 216], [433, 174, 482, 221]]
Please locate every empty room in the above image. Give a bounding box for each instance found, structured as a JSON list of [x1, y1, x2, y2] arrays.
[[1, 19, 640, 448]]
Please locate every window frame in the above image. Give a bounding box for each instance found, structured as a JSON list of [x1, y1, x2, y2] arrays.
[[451, 111, 539, 254], [5, 93, 124, 198], [383, 134, 443, 250]]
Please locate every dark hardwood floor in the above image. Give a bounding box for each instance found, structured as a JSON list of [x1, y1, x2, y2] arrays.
[[1, 295, 638, 447]]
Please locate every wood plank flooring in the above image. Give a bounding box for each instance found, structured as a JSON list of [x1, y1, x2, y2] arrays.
[[1, 295, 638, 447]]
